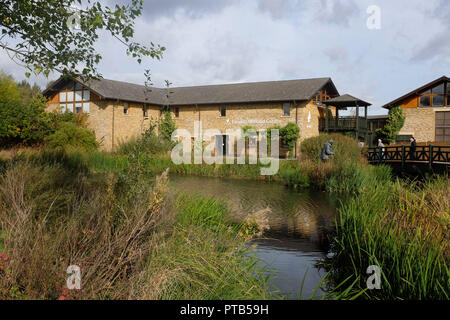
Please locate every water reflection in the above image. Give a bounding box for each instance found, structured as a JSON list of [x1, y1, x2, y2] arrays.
[[169, 175, 339, 299]]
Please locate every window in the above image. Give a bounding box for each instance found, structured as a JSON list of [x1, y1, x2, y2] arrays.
[[59, 82, 91, 114], [124, 103, 129, 115], [83, 103, 90, 113], [75, 90, 83, 102], [420, 96, 431, 107], [60, 92, 67, 102], [75, 103, 82, 114], [220, 106, 226, 117], [67, 91, 74, 102], [419, 83, 446, 107], [83, 90, 90, 101], [143, 105, 148, 118], [174, 107, 180, 118], [283, 103, 290, 116]]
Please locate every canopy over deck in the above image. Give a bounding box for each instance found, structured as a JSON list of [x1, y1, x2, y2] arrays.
[[321, 94, 372, 143], [324, 94, 372, 108]]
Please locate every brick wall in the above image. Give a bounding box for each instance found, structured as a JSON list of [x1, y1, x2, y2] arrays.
[[399, 106, 450, 142], [48, 98, 323, 154]]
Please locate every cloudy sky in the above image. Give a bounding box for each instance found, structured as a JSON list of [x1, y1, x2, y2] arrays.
[[1, 0, 449, 114]]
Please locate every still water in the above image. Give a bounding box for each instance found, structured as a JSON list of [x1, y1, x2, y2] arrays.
[[169, 175, 340, 299]]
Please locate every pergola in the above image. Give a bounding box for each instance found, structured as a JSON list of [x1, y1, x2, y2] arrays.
[[323, 94, 372, 142]]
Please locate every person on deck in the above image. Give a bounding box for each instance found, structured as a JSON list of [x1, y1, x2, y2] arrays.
[[409, 136, 417, 160], [378, 139, 385, 160], [320, 140, 335, 162]]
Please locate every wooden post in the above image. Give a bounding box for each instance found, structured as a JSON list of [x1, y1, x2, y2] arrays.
[[364, 106, 368, 145], [402, 145, 406, 170], [355, 104, 359, 140], [325, 104, 329, 133], [429, 144, 433, 171], [335, 107, 339, 131]]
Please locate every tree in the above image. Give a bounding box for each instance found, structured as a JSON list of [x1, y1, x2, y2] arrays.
[[158, 111, 176, 142], [0, 0, 165, 80], [376, 106, 405, 144]]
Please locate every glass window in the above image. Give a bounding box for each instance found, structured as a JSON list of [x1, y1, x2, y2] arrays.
[[66, 104, 73, 113], [220, 106, 226, 117], [60, 92, 67, 102], [143, 105, 148, 117], [83, 90, 90, 101], [83, 103, 90, 113], [433, 95, 444, 106], [419, 96, 430, 107], [283, 103, 290, 116], [75, 103, 82, 114], [447, 82, 450, 93], [124, 103, 128, 115], [75, 83, 83, 90], [67, 91, 74, 102], [75, 90, 83, 102], [432, 83, 444, 95], [175, 107, 179, 118], [421, 89, 431, 95], [60, 104, 66, 114]]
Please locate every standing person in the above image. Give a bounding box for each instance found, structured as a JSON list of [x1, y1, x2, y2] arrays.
[[377, 139, 385, 160], [409, 136, 416, 160]]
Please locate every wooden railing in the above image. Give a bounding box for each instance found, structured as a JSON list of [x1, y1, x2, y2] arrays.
[[367, 145, 450, 168], [319, 117, 367, 131]]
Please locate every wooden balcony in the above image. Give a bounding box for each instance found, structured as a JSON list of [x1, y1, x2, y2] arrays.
[[319, 116, 368, 132]]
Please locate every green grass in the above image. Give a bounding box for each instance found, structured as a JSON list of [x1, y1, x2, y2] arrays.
[[143, 195, 273, 300], [322, 177, 449, 300]]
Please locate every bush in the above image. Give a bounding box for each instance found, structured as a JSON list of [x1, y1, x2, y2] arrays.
[[117, 124, 172, 157], [300, 133, 361, 165], [376, 106, 405, 144], [46, 122, 99, 151], [280, 122, 300, 152], [158, 111, 176, 142]]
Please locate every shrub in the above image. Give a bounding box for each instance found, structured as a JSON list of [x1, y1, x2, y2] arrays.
[[158, 111, 176, 141], [117, 123, 172, 157], [280, 122, 300, 153], [46, 122, 99, 151], [376, 106, 405, 144], [300, 133, 361, 165]]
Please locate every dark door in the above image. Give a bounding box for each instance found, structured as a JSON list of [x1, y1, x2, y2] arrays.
[[436, 112, 450, 142], [216, 135, 228, 157]]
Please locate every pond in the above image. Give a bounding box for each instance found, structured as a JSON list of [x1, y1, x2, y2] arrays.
[[169, 175, 340, 299]]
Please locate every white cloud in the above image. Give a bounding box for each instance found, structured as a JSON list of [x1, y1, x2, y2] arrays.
[[1, 0, 449, 115]]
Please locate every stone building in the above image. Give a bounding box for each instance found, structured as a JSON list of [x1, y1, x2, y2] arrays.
[[43, 76, 346, 155], [382, 76, 450, 142]]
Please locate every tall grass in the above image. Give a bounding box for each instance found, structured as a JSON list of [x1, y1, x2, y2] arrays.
[[322, 176, 449, 299], [140, 195, 272, 300], [0, 152, 270, 300]]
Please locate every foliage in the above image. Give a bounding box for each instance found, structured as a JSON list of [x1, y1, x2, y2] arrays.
[[46, 122, 99, 151], [158, 111, 177, 142], [279, 122, 300, 152], [300, 133, 361, 165], [322, 177, 449, 299], [0, 0, 165, 80], [376, 106, 405, 144]]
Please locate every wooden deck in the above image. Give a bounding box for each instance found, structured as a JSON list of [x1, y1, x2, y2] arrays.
[[367, 145, 450, 172]]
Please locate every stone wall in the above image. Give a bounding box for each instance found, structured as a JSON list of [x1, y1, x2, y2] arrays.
[[399, 106, 450, 142], [47, 98, 324, 155]]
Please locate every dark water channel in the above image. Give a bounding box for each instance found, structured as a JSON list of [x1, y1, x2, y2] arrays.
[[169, 175, 340, 299]]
